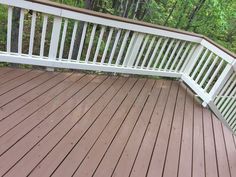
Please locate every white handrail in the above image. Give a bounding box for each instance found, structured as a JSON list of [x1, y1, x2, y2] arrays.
[[0, 0, 236, 134]]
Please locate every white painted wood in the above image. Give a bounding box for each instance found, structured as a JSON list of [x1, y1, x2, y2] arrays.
[[209, 64, 233, 99], [18, 9, 25, 55], [29, 11, 37, 56], [201, 39, 235, 64], [184, 45, 204, 75], [68, 21, 78, 60], [7, 6, 13, 53], [85, 24, 97, 63], [59, 19, 68, 60], [127, 33, 145, 67], [141, 36, 155, 68], [115, 30, 130, 66], [220, 86, 236, 115], [77, 22, 88, 62], [159, 39, 175, 69], [135, 35, 149, 68], [40, 15, 48, 58], [93, 26, 105, 63], [164, 40, 180, 70], [170, 41, 186, 71], [179, 44, 195, 72], [152, 38, 169, 69], [191, 49, 208, 78], [147, 37, 162, 69], [123, 32, 138, 67], [200, 56, 218, 87], [0, 54, 182, 78], [214, 73, 235, 104], [101, 27, 114, 64], [48, 16, 62, 60], [108, 29, 121, 65], [204, 60, 224, 91], [195, 52, 213, 83]]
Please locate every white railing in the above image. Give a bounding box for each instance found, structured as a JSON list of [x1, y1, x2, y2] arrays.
[[0, 0, 236, 133]]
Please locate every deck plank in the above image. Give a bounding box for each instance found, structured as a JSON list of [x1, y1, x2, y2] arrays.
[[0, 67, 235, 177]]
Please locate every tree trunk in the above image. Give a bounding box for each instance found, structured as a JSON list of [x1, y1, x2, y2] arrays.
[[163, 0, 177, 26], [185, 0, 206, 30]]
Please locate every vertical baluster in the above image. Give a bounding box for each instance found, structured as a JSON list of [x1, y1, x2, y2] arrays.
[[214, 73, 234, 104], [204, 60, 224, 91], [152, 38, 169, 70], [147, 38, 162, 69], [195, 52, 213, 83], [164, 40, 180, 70], [227, 104, 236, 126], [200, 56, 218, 87], [179, 44, 196, 72], [220, 86, 236, 114], [49, 16, 62, 60], [159, 39, 175, 69], [40, 15, 48, 58], [68, 21, 78, 60], [108, 29, 121, 65], [170, 42, 186, 71], [85, 24, 97, 63], [29, 11, 36, 56], [141, 36, 155, 68], [216, 76, 236, 109], [93, 26, 105, 63], [123, 32, 138, 67], [58, 19, 68, 60], [115, 30, 130, 66], [7, 6, 13, 53], [77, 22, 88, 62], [18, 9, 24, 55], [100, 28, 114, 65], [135, 35, 149, 68], [191, 49, 208, 78]]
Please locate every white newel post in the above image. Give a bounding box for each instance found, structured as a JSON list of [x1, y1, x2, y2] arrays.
[[183, 44, 204, 75], [47, 16, 62, 71]]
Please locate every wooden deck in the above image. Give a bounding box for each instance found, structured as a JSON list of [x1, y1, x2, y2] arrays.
[[0, 67, 235, 177]]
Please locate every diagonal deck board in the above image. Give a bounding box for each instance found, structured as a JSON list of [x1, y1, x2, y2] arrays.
[[0, 67, 235, 177]]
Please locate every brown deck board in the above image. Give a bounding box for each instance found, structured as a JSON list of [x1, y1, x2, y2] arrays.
[[0, 67, 235, 177]]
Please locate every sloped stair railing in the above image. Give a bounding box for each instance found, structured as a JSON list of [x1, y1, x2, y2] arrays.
[[0, 0, 236, 133]]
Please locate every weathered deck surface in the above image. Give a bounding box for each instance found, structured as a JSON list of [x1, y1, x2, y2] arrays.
[[0, 67, 235, 177]]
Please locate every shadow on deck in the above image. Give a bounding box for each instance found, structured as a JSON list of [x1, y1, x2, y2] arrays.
[[0, 67, 235, 177]]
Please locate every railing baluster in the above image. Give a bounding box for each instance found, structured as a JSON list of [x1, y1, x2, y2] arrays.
[[204, 60, 224, 91], [59, 19, 68, 60], [108, 29, 121, 65], [191, 49, 208, 78], [208, 64, 233, 98], [195, 52, 213, 83], [85, 24, 97, 63], [115, 30, 130, 66], [77, 22, 88, 62], [68, 21, 78, 60], [141, 36, 155, 68], [164, 40, 180, 70], [221, 86, 236, 115], [180, 44, 196, 72], [184, 45, 204, 75], [147, 38, 162, 69], [7, 6, 13, 53], [49, 16, 62, 60], [135, 35, 149, 68], [18, 9, 24, 55], [214, 74, 234, 104], [29, 11, 36, 56], [93, 26, 105, 63], [159, 39, 175, 69], [40, 14, 48, 58], [170, 42, 186, 71], [152, 38, 169, 70], [101, 27, 114, 65], [200, 56, 218, 87]]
